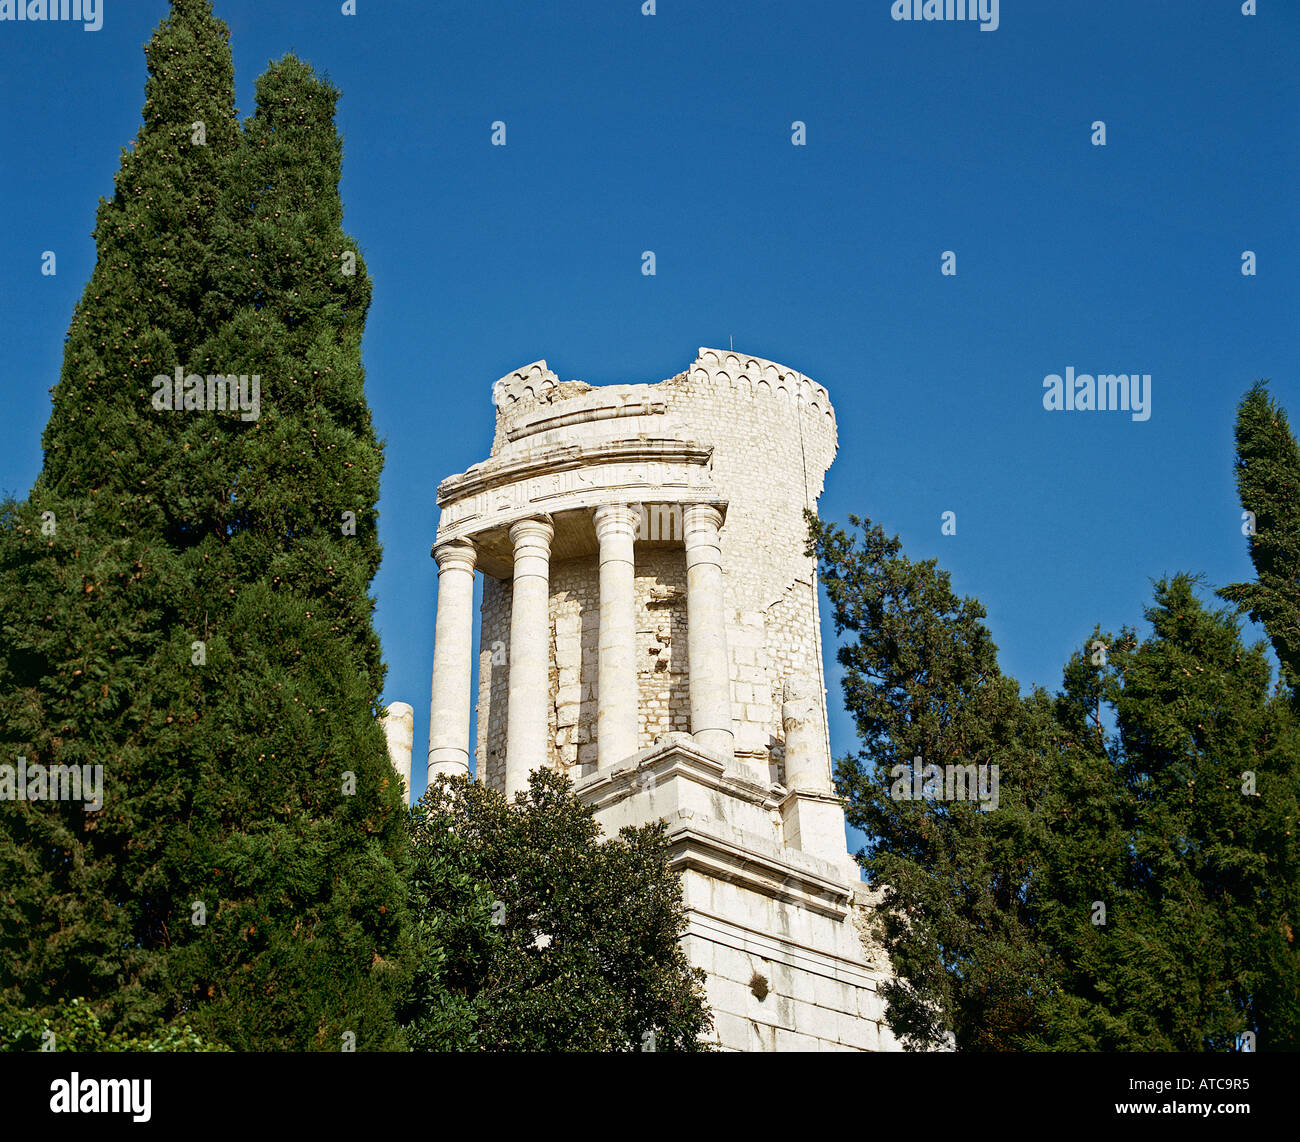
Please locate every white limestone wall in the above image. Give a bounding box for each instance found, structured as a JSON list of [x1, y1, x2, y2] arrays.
[[550, 556, 599, 776], [476, 574, 510, 792], [678, 871, 900, 1052], [633, 548, 691, 748], [681, 899, 902, 1052]]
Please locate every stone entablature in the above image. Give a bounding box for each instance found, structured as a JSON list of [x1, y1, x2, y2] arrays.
[[434, 439, 720, 579], [489, 349, 836, 439], [503, 386, 668, 443]]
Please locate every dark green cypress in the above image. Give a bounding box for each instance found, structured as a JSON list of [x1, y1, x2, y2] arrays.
[[1, 2, 412, 1050], [1102, 577, 1298, 1050], [1219, 382, 1300, 701], [1, 0, 241, 1040], [1216, 381, 1300, 1048], [159, 50, 412, 1052], [807, 512, 1071, 1049]]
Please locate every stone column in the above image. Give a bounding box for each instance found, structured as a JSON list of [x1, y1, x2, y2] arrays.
[[682, 503, 733, 757], [780, 674, 852, 868], [427, 539, 477, 780], [382, 701, 414, 802], [781, 676, 832, 792], [505, 516, 554, 799], [593, 504, 640, 767]]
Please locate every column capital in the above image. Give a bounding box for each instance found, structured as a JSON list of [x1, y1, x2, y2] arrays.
[[433, 537, 477, 574], [682, 502, 725, 536], [593, 502, 641, 542], [683, 503, 725, 572], [508, 515, 554, 553]]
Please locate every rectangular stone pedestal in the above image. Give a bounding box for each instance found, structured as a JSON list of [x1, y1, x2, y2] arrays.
[[576, 736, 902, 1052]]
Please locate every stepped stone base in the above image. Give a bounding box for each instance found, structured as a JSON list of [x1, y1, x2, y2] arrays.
[[577, 736, 900, 1052]]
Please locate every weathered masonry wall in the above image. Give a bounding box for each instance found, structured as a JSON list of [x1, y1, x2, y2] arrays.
[[681, 874, 902, 1052]]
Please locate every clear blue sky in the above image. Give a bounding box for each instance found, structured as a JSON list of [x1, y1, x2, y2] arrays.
[[2, 2, 1296, 862]]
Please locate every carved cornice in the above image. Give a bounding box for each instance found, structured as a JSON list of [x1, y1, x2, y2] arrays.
[[436, 438, 713, 508], [504, 389, 668, 442], [664, 814, 856, 920], [575, 738, 859, 920], [577, 733, 780, 814]]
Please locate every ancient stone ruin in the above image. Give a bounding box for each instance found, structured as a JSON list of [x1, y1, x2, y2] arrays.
[[417, 347, 901, 1051]]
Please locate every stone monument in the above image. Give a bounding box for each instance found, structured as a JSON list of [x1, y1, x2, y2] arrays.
[[422, 347, 901, 1051]]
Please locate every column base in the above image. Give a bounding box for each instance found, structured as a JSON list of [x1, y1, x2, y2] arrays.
[[427, 750, 470, 782], [780, 788, 859, 878], [692, 727, 734, 760]]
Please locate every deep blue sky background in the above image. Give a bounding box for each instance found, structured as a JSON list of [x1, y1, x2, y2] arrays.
[[2, 1, 1296, 864]]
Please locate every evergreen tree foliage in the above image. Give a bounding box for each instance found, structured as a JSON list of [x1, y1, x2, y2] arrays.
[[401, 770, 712, 1052], [1, 0, 244, 1043], [1040, 582, 1298, 1049], [1103, 577, 1298, 1050], [1219, 381, 1300, 701], [0, 1, 411, 1050], [807, 512, 1071, 1049], [1217, 379, 1300, 1047], [809, 513, 1299, 1051], [153, 46, 410, 1055], [3, 997, 223, 1053]]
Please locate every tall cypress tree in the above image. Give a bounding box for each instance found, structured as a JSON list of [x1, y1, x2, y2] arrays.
[[160, 51, 412, 1052], [1022, 630, 1138, 1050], [807, 512, 1073, 1049], [0, 0, 242, 1038], [1096, 578, 1298, 1050], [0, 2, 411, 1050], [1217, 381, 1300, 1047]]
